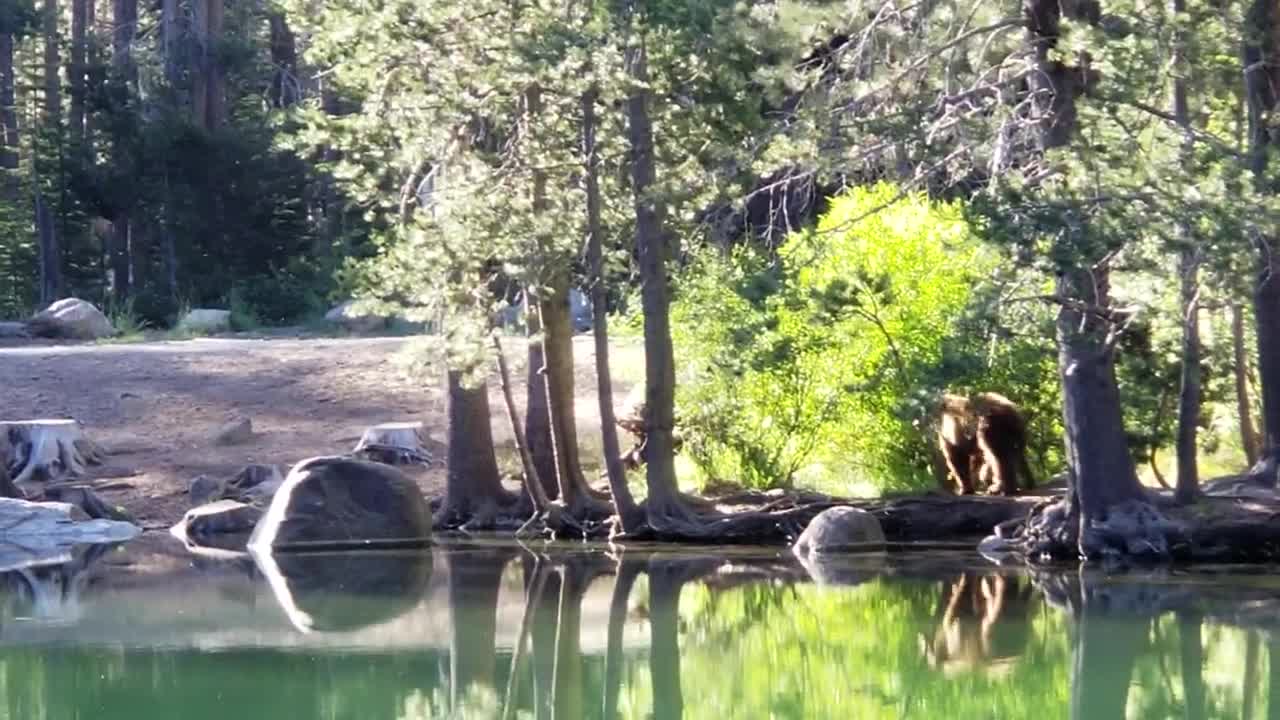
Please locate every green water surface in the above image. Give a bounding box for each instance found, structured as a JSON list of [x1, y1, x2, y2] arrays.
[[0, 540, 1275, 719]]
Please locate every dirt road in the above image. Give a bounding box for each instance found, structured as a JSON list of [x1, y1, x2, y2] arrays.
[[0, 334, 640, 527]]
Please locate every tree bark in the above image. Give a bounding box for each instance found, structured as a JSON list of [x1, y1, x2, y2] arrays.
[[620, 6, 684, 521], [583, 84, 641, 532], [42, 0, 60, 123], [526, 303, 559, 501], [438, 369, 513, 525], [35, 191, 60, 304], [267, 13, 297, 108], [1234, 304, 1262, 465], [1172, 0, 1200, 504], [110, 0, 136, 300], [1026, 0, 1148, 535], [1244, 0, 1280, 455], [205, 0, 223, 128], [69, 0, 87, 143], [1056, 268, 1146, 519], [538, 279, 594, 510], [0, 34, 17, 177]]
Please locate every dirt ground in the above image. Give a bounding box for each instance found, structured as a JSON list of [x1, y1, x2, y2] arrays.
[[0, 334, 643, 529]]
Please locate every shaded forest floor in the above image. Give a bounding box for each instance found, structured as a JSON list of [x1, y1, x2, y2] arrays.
[[0, 334, 644, 528]]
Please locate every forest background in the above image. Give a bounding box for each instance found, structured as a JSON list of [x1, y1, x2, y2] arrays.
[[0, 0, 1277, 508]]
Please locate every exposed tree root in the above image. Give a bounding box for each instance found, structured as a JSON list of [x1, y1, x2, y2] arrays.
[[981, 493, 1181, 563]]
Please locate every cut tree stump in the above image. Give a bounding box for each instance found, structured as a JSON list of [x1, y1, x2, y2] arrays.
[[2, 420, 105, 485], [351, 422, 432, 466]]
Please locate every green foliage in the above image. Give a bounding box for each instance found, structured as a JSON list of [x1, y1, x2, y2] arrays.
[[673, 183, 1060, 493]]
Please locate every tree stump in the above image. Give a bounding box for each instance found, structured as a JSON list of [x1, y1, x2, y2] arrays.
[[2, 420, 104, 485], [351, 422, 432, 466]]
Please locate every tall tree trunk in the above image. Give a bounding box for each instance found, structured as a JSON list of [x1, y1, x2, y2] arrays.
[[438, 370, 512, 525], [522, 82, 563, 504], [526, 296, 559, 501], [538, 279, 594, 510], [161, 0, 179, 85], [1172, 0, 1200, 504], [39, 0, 63, 304], [69, 0, 87, 143], [267, 13, 297, 108], [0, 34, 16, 178], [35, 191, 59, 304], [110, 0, 136, 300], [192, 0, 208, 127], [1244, 0, 1280, 456], [42, 0, 60, 123], [583, 84, 641, 532], [620, 4, 684, 521], [205, 0, 223, 128], [1027, 0, 1148, 540], [1235, 305, 1262, 465]]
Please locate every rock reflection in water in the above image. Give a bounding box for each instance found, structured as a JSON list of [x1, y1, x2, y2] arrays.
[[251, 547, 432, 633]]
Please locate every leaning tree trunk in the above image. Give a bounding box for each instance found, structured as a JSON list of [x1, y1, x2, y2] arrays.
[[583, 82, 641, 533], [1233, 304, 1262, 465], [1, 419, 104, 485], [267, 12, 298, 108], [620, 9, 690, 527], [602, 559, 641, 719], [525, 304, 559, 501], [436, 370, 514, 528], [1245, 0, 1280, 456]]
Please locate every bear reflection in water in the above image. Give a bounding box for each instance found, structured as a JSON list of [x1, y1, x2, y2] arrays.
[[920, 571, 1037, 678]]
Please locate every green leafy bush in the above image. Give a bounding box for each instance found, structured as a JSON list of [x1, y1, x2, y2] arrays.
[[674, 183, 1059, 493]]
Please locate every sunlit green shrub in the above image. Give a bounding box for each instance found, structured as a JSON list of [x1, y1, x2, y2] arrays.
[[674, 182, 1051, 493]]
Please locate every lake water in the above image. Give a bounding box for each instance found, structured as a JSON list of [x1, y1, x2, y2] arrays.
[[0, 538, 1276, 719]]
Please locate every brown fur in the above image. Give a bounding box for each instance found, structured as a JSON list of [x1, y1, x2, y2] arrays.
[[937, 392, 1035, 496]]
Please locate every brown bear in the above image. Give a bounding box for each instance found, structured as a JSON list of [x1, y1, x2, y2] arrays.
[[937, 392, 1034, 496]]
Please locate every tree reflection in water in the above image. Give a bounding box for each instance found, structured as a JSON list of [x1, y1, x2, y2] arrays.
[[2, 545, 1280, 718]]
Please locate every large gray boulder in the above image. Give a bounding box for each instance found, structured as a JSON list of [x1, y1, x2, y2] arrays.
[[325, 300, 389, 334], [247, 456, 431, 551], [793, 506, 886, 557], [28, 298, 113, 340]]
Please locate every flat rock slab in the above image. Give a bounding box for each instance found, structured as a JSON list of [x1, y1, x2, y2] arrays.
[[0, 497, 140, 549]]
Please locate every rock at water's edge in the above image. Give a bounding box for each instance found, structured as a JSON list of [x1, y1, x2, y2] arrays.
[[792, 506, 886, 557], [248, 456, 431, 551]]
